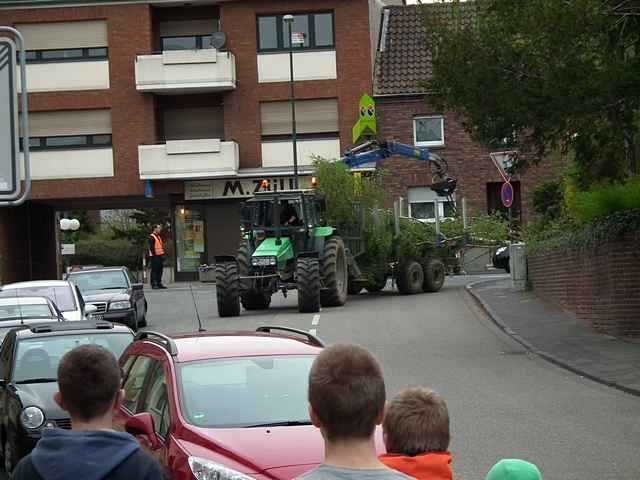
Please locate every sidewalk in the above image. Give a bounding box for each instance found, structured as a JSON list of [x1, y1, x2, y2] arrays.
[[468, 278, 640, 396]]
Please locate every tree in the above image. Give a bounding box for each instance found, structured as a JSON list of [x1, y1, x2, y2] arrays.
[[423, 0, 640, 186]]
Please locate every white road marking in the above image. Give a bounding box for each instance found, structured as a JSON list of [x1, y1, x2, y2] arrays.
[[309, 329, 317, 336], [312, 314, 320, 326]]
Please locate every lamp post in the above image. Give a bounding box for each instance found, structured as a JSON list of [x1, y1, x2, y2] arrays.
[[59, 217, 80, 275], [283, 14, 299, 189]]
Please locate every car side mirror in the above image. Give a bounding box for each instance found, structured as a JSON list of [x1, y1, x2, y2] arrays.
[[125, 413, 161, 450], [85, 304, 98, 315], [131, 283, 144, 291]]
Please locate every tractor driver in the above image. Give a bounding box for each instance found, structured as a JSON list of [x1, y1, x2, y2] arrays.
[[281, 201, 302, 227]]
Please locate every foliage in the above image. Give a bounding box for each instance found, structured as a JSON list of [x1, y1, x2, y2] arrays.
[[564, 175, 640, 223], [69, 238, 143, 271], [533, 181, 564, 222], [423, 0, 640, 185], [110, 208, 171, 249], [526, 209, 640, 255]]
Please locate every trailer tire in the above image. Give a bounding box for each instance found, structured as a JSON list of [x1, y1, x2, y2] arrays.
[[297, 258, 321, 313], [422, 258, 446, 292], [242, 291, 272, 310], [397, 260, 424, 295], [320, 236, 348, 307], [215, 262, 240, 317]]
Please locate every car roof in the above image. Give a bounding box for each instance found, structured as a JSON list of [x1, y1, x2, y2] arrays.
[[2, 280, 73, 289], [68, 267, 126, 274], [0, 296, 51, 306], [14, 320, 132, 338], [138, 330, 323, 363]]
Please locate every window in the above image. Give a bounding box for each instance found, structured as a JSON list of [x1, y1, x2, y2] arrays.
[[414, 116, 445, 147], [20, 134, 112, 152], [122, 356, 154, 412], [260, 99, 339, 140], [161, 35, 213, 51], [141, 364, 170, 438], [69, 270, 129, 294], [257, 12, 334, 52], [408, 187, 455, 222], [0, 286, 76, 312], [19, 47, 109, 64]]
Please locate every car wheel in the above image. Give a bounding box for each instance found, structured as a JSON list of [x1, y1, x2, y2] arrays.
[[139, 301, 148, 327]]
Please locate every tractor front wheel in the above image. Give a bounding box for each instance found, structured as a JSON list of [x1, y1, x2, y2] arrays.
[[397, 260, 424, 295], [320, 237, 348, 307], [297, 258, 321, 313], [215, 262, 240, 317]]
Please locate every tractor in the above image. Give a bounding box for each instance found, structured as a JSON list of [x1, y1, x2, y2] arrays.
[[214, 187, 350, 316]]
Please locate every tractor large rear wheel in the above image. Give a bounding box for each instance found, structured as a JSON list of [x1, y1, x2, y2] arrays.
[[320, 236, 348, 307], [297, 258, 321, 313], [397, 260, 424, 295], [422, 257, 446, 292], [215, 262, 240, 317]]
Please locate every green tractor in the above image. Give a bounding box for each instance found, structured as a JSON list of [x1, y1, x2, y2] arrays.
[[214, 189, 350, 316]]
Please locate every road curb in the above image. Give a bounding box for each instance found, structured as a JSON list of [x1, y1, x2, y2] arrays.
[[466, 279, 640, 397]]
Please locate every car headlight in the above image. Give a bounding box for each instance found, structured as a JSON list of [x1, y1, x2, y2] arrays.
[[20, 406, 45, 429], [251, 256, 277, 267], [188, 457, 255, 480], [109, 301, 131, 311]]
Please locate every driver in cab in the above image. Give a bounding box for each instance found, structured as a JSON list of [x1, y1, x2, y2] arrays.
[[280, 202, 302, 227]]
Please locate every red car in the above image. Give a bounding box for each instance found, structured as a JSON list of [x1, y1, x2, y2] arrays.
[[115, 326, 329, 480]]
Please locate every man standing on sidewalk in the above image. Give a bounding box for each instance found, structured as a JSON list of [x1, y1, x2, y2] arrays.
[[148, 224, 167, 289]]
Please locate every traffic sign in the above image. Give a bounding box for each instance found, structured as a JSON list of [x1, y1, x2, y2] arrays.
[[0, 36, 19, 198], [501, 181, 514, 208]]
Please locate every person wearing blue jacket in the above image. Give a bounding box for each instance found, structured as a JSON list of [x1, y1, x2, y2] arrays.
[[13, 345, 167, 480]]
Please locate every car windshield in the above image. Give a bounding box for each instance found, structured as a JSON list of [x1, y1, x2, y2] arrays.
[[179, 355, 315, 428], [13, 332, 133, 383], [70, 271, 129, 293], [3, 287, 76, 312], [0, 304, 55, 321]]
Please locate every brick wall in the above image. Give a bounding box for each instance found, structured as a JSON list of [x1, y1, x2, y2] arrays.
[[376, 95, 561, 222], [528, 234, 640, 337], [0, 4, 157, 201]]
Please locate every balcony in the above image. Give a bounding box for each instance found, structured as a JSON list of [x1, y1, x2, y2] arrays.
[[135, 49, 236, 94], [20, 148, 114, 180], [138, 139, 239, 180], [261, 138, 341, 169]]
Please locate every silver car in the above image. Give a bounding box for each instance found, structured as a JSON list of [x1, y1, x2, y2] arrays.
[[0, 296, 64, 344], [0, 280, 97, 321]]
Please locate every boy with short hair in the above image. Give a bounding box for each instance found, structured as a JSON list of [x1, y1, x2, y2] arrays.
[[380, 388, 453, 480], [299, 343, 413, 480], [14, 344, 167, 480]]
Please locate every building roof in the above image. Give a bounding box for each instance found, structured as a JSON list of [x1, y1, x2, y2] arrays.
[[373, 3, 475, 96]]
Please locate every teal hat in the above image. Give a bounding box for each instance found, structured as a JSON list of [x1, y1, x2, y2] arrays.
[[485, 459, 541, 480]]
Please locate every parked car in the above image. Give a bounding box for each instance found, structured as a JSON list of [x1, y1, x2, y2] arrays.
[[114, 326, 384, 480], [66, 267, 147, 331], [0, 280, 97, 321], [0, 297, 64, 344], [0, 321, 134, 474], [492, 246, 510, 273]]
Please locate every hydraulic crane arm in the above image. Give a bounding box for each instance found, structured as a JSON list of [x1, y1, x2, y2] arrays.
[[341, 140, 457, 196]]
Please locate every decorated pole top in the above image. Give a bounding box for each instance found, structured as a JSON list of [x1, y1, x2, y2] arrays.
[[352, 94, 377, 144]]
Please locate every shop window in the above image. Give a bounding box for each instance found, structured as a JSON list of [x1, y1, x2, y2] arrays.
[[175, 206, 206, 273], [408, 187, 455, 222]]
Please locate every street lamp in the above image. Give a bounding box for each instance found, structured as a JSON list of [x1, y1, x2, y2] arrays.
[[283, 14, 299, 189], [59, 217, 80, 275]]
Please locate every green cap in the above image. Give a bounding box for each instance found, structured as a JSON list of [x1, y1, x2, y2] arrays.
[[485, 459, 541, 480]]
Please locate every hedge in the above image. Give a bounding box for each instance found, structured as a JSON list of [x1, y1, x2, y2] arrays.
[[69, 239, 143, 271]]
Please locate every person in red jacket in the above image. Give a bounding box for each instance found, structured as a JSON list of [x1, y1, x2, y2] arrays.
[[380, 388, 453, 480]]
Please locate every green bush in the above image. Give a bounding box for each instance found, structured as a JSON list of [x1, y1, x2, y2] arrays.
[[565, 176, 640, 224], [533, 180, 564, 221], [69, 238, 143, 271]]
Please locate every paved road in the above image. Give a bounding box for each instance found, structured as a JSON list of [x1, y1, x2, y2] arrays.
[[144, 276, 640, 480]]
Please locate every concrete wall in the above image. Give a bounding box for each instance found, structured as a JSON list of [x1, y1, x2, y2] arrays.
[[528, 234, 640, 337]]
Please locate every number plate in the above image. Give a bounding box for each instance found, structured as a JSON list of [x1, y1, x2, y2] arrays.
[[91, 314, 104, 321]]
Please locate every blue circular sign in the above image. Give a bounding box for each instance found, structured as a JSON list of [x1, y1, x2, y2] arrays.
[[501, 182, 514, 208]]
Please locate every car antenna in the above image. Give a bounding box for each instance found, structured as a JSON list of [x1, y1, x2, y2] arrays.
[[189, 282, 206, 332]]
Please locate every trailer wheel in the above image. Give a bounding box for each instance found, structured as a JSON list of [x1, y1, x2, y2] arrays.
[[242, 291, 272, 310], [215, 262, 240, 317], [320, 236, 348, 307], [297, 258, 321, 313], [397, 260, 424, 295], [422, 258, 446, 292]]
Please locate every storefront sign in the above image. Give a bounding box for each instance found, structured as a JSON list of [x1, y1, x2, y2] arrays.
[[61, 243, 76, 256], [185, 176, 310, 201]]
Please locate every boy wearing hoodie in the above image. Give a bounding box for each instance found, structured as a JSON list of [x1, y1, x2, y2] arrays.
[[379, 388, 453, 480], [13, 344, 167, 480]]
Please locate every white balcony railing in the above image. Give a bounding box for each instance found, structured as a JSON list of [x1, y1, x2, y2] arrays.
[[138, 139, 239, 180], [20, 148, 114, 180], [135, 49, 236, 94], [261, 138, 341, 169]]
